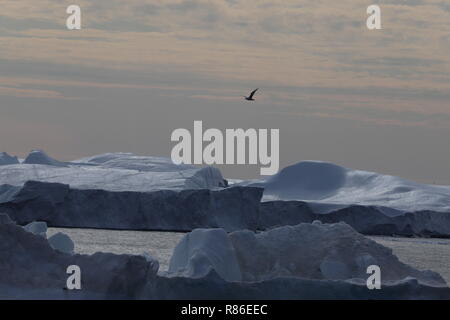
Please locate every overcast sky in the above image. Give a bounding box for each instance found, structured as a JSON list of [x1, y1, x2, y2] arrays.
[[1, 0, 450, 183]]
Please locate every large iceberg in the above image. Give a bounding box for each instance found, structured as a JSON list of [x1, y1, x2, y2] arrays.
[[236, 160, 450, 236], [168, 223, 445, 286], [0, 181, 263, 232], [0, 151, 228, 192], [168, 228, 242, 282]]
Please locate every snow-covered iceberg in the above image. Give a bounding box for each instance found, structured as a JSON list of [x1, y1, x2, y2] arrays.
[[23, 150, 68, 167], [168, 228, 242, 282], [168, 223, 446, 286], [0, 151, 228, 192], [236, 161, 450, 236], [253, 161, 450, 214], [0, 181, 263, 232]]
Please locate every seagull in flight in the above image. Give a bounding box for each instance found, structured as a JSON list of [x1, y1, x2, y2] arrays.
[[244, 88, 259, 101]]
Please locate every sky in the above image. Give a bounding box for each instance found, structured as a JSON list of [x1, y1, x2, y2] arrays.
[[1, 0, 450, 183]]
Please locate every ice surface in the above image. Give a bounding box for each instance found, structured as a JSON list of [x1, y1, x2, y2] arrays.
[[245, 161, 450, 213], [0, 151, 227, 192]]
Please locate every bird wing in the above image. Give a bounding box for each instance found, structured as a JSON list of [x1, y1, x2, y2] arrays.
[[249, 88, 259, 99]]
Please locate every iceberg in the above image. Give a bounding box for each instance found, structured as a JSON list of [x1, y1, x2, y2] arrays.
[[0, 151, 228, 192], [23, 150, 68, 167], [0, 181, 263, 232], [169, 223, 446, 286]]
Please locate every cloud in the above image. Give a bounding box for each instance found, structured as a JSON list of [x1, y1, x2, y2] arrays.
[[0, 86, 72, 99], [1, 0, 450, 126]]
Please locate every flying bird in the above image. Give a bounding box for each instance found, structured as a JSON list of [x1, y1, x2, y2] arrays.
[[244, 88, 259, 101]]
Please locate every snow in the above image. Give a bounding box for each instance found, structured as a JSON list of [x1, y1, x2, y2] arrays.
[[48, 232, 74, 254], [0, 152, 19, 166], [249, 161, 450, 214], [0, 151, 227, 192], [168, 228, 242, 282]]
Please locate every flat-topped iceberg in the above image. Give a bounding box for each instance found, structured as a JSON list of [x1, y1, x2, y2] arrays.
[[0, 181, 263, 232]]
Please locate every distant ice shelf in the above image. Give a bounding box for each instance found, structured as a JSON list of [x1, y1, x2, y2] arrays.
[[0, 150, 228, 192]]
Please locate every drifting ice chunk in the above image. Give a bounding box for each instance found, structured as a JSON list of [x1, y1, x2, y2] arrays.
[[48, 232, 74, 254], [0, 152, 19, 166], [23, 150, 67, 167], [166, 222, 446, 289], [23, 221, 47, 237], [168, 229, 242, 282]]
